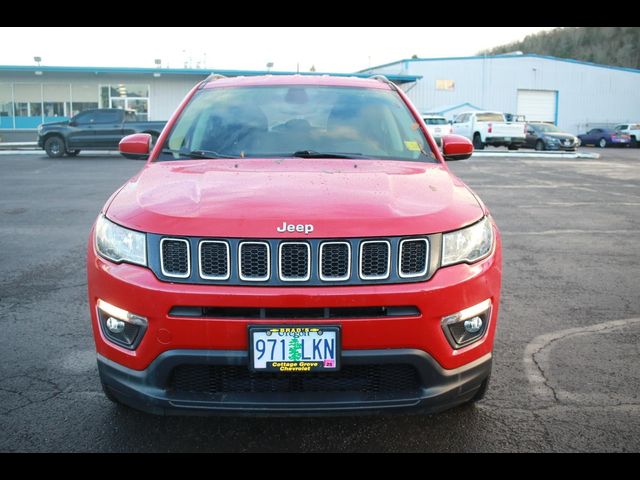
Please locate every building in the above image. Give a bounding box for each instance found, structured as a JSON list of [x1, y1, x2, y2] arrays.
[[0, 65, 419, 138], [361, 54, 640, 134]]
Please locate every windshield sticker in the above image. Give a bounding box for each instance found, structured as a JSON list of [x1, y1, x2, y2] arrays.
[[404, 140, 421, 152]]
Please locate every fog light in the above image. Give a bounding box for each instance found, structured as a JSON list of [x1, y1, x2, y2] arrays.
[[97, 299, 147, 350], [442, 299, 491, 349], [106, 317, 125, 333], [464, 316, 483, 333]]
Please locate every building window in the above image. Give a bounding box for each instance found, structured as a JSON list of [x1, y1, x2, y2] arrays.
[[71, 84, 99, 116], [14, 84, 43, 128], [436, 79, 455, 91], [0, 84, 14, 128], [43, 84, 71, 119], [100, 84, 150, 120]]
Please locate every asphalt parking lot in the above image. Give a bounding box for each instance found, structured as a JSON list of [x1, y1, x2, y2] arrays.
[[1, 147, 639, 452]]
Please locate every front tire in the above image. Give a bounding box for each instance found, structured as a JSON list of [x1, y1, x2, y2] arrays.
[[508, 144, 519, 151], [535, 140, 545, 151], [599, 138, 608, 148], [44, 136, 65, 158], [66, 150, 80, 157], [473, 133, 485, 150]]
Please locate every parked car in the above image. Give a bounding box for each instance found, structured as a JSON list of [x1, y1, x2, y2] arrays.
[[614, 123, 640, 147], [524, 122, 580, 151], [577, 128, 632, 148], [89, 74, 502, 416], [422, 114, 452, 144], [452, 111, 526, 150], [37, 108, 166, 158]]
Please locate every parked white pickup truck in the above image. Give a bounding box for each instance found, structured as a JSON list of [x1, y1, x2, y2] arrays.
[[615, 123, 640, 147], [452, 111, 526, 150]]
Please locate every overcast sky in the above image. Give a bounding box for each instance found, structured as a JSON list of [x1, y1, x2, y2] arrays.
[[0, 27, 555, 73]]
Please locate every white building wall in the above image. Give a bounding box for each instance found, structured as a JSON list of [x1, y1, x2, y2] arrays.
[[149, 77, 201, 120], [366, 56, 640, 134]]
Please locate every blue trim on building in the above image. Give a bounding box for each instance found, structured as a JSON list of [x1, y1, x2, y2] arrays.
[[0, 65, 421, 83], [554, 91, 559, 125], [361, 53, 640, 76]]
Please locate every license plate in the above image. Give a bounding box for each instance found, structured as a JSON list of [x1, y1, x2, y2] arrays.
[[435, 128, 441, 133], [505, 137, 511, 142], [249, 326, 340, 372]]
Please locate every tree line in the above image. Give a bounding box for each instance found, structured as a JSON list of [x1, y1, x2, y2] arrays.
[[481, 27, 640, 69]]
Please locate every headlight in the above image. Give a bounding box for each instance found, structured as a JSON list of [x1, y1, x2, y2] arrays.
[[95, 214, 147, 266], [442, 217, 493, 266]]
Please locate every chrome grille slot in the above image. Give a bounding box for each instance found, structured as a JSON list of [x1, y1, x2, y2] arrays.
[[239, 242, 270, 281], [359, 240, 391, 280], [279, 242, 311, 281], [399, 239, 429, 278], [319, 242, 350, 281], [199, 241, 230, 280], [160, 238, 190, 278]]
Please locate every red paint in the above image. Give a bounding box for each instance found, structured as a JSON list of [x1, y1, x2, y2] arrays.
[[89, 75, 502, 383], [87, 227, 501, 371], [442, 134, 474, 159], [119, 133, 151, 155]]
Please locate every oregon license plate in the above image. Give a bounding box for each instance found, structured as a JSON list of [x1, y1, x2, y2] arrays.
[[249, 326, 340, 372]]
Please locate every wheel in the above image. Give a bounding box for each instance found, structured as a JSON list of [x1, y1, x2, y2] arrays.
[[599, 138, 607, 148], [631, 136, 638, 148], [535, 139, 545, 151], [472, 133, 485, 150], [508, 144, 519, 151], [44, 136, 65, 158], [468, 375, 490, 403], [66, 150, 80, 157]]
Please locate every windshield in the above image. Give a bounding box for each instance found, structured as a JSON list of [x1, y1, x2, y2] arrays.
[[476, 113, 505, 122], [534, 123, 561, 133], [158, 85, 435, 162], [423, 117, 447, 125]]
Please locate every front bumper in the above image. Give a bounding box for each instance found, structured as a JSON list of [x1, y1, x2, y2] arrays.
[[88, 227, 501, 414], [98, 349, 492, 415]]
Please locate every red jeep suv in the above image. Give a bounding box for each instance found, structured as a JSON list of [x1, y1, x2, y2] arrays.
[[87, 74, 501, 415]]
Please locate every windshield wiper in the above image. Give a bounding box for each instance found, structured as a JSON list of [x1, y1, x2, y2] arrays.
[[161, 148, 240, 159], [291, 150, 366, 159]]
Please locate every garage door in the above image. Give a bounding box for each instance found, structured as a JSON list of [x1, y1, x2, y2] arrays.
[[517, 90, 557, 123]]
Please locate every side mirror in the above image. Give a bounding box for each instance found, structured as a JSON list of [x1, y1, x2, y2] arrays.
[[119, 133, 151, 160], [441, 134, 473, 161], [69, 120, 77, 127]]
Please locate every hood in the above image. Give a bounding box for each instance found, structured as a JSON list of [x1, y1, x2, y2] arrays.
[[543, 132, 575, 140], [40, 120, 69, 128], [106, 159, 484, 238]]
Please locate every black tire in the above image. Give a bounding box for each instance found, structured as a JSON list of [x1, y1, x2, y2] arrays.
[[598, 138, 608, 148], [631, 136, 638, 148], [66, 150, 80, 157], [508, 144, 519, 151], [469, 375, 490, 403], [44, 136, 65, 158], [473, 133, 485, 150], [535, 140, 545, 151]]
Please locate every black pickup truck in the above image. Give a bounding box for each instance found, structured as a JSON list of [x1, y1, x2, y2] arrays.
[[37, 108, 166, 158]]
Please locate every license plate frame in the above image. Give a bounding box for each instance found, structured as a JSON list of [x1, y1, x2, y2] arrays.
[[248, 325, 341, 372]]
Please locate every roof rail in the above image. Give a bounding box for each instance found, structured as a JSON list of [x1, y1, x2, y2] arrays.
[[369, 74, 398, 90], [198, 73, 227, 88]]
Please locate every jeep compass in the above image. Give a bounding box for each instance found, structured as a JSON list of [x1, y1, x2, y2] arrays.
[[87, 74, 502, 415]]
